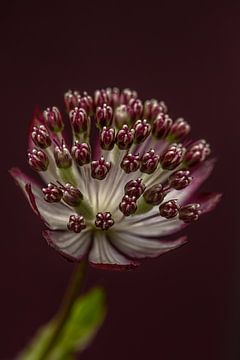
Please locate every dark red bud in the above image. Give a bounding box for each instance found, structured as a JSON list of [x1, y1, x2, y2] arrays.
[[94, 89, 110, 107], [160, 143, 186, 170], [159, 101, 168, 114], [91, 156, 111, 180], [54, 143, 72, 169], [168, 170, 192, 190], [69, 107, 89, 134], [121, 153, 140, 173], [42, 183, 63, 203], [28, 148, 49, 171], [64, 90, 80, 112], [77, 92, 93, 114], [62, 183, 83, 207], [179, 203, 201, 223], [67, 215, 86, 233], [95, 212, 114, 230], [143, 99, 165, 121], [133, 119, 151, 143], [159, 200, 179, 218], [124, 178, 146, 199], [120, 88, 138, 104], [152, 113, 172, 139], [100, 127, 115, 150], [71, 141, 91, 166], [143, 184, 166, 205], [184, 139, 211, 167], [140, 149, 159, 174], [106, 87, 120, 108], [116, 124, 135, 150], [43, 106, 63, 132], [31, 125, 51, 149], [119, 195, 137, 216], [96, 104, 113, 129], [168, 118, 191, 140], [114, 105, 130, 128], [127, 98, 143, 121]]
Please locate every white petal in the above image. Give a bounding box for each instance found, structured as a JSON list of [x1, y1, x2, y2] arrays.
[[43, 229, 91, 261], [10, 167, 71, 230], [96, 150, 142, 214], [38, 146, 60, 184], [117, 215, 185, 237], [88, 231, 139, 270], [110, 231, 187, 259]]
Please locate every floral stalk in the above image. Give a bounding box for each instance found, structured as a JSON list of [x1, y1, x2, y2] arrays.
[[37, 261, 86, 360]]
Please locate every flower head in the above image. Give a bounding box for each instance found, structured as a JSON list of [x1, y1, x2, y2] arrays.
[[10, 87, 221, 270]]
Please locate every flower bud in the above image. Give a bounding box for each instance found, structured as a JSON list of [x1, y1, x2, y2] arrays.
[[152, 113, 172, 139], [140, 149, 159, 174], [95, 212, 114, 230], [159, 200, 179, 219], [64, 90, 80, 112], [94, 89, 110, 107], [31, 125, 51, 149], [168, 170, 192, 190], [124, 178, 146, 199], [160, 143, 186, 170], [127, 98, 143, 121], [77, 92, 93, 114], [121, 153, 140, 173], [69, 107, 89, 134], [179, 203, 201, 223], [67, 215, 86, 233], [54, 143, 72, 169], [120, 88, 138, 104], [119, 195, 137, 216], [106, 87, 120, 108], [96, 104, 113, 129], [143, 184, 166, 205], [43, 106, 64, 132], [184, 139, 211, 167], [133, 119, 151, 143], [91, 156, 111, 180], [100, 127, 115, 150], [71, 141, 91, 166], [159, 101, 168, 113], [143, 99, 165, 121], [62, 183, 83, 207], [28, 148, 49, 171], [114, 105, 130, 128], [42, 183, 63, 203], [168, 118, 190, 140], [116, 124, 135, 150]]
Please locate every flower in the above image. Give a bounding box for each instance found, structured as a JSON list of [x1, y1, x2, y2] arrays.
[[10, 88, 221, 270]]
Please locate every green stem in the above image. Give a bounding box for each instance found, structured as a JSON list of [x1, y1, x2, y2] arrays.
[[39, 261, 86, 360]]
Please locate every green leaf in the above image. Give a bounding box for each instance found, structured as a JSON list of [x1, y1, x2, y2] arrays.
[[17, 287, 106, 360]]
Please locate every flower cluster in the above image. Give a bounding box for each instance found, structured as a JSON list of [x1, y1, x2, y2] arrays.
[[10, 87, 221, 270]]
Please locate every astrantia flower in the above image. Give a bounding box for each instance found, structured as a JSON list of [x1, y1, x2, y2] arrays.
[[10, 88, 221, 270]]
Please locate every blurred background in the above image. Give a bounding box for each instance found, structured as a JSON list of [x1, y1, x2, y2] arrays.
[[0, 0, 239, 359]]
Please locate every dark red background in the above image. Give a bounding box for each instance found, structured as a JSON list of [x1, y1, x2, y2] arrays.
[[0, 1, 239, 359]]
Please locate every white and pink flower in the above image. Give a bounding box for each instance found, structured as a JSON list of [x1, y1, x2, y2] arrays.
[[10, 87, 221, 270]]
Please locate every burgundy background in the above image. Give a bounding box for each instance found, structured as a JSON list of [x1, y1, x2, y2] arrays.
[[0, 1, 239, 359]]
